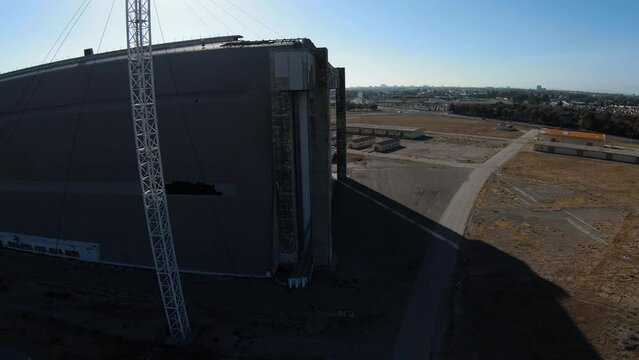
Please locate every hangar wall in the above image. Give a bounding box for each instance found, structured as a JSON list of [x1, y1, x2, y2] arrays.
[[0, 39, 333, 276]]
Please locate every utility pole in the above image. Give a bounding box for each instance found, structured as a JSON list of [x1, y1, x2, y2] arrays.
[[126, 0, 190, 340]]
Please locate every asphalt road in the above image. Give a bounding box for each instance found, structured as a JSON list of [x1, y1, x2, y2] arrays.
[[350, 164, 472, 221], [391, 129, 538, 360], [439, 129, 538, 233]]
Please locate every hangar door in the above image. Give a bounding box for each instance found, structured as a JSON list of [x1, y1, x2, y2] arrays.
[[294, 92, 312, 254]]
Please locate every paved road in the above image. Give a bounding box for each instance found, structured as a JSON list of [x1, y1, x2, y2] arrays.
[[350, 129, 538, 234], [438, 129, 538, 233], [391, 129, 538, 360]]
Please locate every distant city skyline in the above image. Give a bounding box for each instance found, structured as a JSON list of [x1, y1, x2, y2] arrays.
[[347, 84, 636, 96], [1, 0, 637, 94]]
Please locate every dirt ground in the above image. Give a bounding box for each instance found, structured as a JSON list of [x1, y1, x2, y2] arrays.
[[0, 182, 441, 360], [449, 150, 639, 359], [347, 157, 472, 220], [394, 134, 508, 164], [347, 112, 526, 139]]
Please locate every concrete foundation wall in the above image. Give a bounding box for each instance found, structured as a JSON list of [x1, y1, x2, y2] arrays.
[[612, 153, 637, 163], [555, 146, 578, 156], [583, 150, 606, 160], [309, 48, 332, 266]]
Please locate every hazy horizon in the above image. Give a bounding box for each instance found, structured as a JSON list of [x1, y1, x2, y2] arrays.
[[345, 83, 637, 96]]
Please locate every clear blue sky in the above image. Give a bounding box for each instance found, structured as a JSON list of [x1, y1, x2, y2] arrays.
[[1, 0, 637, 94]]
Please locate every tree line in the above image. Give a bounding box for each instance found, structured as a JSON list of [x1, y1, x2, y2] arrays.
[[346, 103, 378, 111], [448, 102, 639, 138]]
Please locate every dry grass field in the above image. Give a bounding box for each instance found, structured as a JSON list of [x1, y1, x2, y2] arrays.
[[449, 150, 639, 359], [607, 138, 639, 151], [394, 135, 508, 164], [346, 112, 526, 139], [501, 151, 639, 203]]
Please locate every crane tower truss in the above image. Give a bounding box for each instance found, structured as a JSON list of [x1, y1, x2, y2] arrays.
[[126, 0, 190, 340]]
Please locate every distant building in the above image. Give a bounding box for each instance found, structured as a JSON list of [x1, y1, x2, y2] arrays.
[[347, 123, 425, 139], [538, 128, 606, 147], [536, 85, 545, 91], [350, 91, 364, 104], [348, 136, 375, 149], [374, 138, 401, 152], [534, 128, 638, 164]]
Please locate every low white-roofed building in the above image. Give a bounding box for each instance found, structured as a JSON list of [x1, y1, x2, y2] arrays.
[[347, 123, 425, 139], [349, 136, 375, 149], [374, 138, 401, 152]]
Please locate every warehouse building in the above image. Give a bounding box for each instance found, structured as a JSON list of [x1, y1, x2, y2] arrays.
[[349, 136, 375, 149], [374, 138, 401, 152], [535, 127, 639, 164], [347, 123, 425, 139], [0, 36, 344, 277], [538, 128, 606, 147], [534, 142, 639, 165]]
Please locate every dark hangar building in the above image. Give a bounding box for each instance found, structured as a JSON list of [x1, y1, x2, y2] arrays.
[[0, 36, 344, 277]]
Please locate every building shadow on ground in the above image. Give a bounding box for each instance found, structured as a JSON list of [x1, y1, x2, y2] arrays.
[[448, 238, 602, 360], [335, 177, 601, 360], [374, 145, 407, 154], [416, 135, 433, 141], [0, 177, 601, 360]]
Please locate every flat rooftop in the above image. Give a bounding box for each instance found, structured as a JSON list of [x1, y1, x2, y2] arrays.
[[540, 128, 606, 141], [0, 36, 318, 83], [347, 123, 423, 132]]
